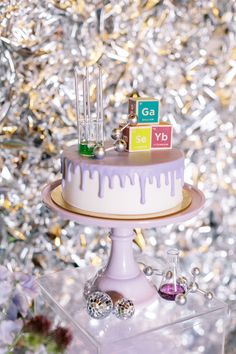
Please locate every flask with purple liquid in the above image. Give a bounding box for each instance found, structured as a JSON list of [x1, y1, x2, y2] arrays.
[[158, 249, 186, 301]]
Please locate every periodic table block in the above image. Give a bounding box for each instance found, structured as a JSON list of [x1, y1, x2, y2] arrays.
[[122, 125, 152, 152], [151, 123, 173, 149], [129, 97, 159, 125]]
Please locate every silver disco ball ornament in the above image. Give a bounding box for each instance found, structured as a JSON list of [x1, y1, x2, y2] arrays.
[[114, 298, 135, 320], [86, 291, 113, 319]]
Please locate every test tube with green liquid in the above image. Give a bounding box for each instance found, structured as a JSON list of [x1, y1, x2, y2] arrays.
[[74, 65, 104, 157], [74, 67, 93, 156]]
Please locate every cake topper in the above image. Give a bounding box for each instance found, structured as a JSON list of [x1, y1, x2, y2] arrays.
[[74, 65, 126, 159], [74, 65, 105, 157], [74, 66, 173, 158], [110, 97, 173, 152]]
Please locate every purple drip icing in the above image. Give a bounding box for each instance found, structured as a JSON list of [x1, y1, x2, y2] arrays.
[[149, 175, 154, 184], [98, 173, 105, 198], [109, 175, 114, 189], [170, 170, 175, 197], [176, 167, 184, 187], [119, 175, 126, 188], [63, 151, 184, 204], [139, 174, 147, 204], [129, 174, 135, 185], [156, 174, 160, 188], [80, 166, 87, 191], [165, 172, 169, 186]]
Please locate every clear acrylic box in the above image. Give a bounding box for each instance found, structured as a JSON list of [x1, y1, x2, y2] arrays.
[[37, 266, 227, 354]]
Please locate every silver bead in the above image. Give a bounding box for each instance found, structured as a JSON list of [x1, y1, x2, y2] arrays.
[[128, 114, 138, 125], [93, 145, 105, 159], [205, 291, 214, 301], [191, 267, 201, 277], [178, 276, 188, 286], [86, 291, 113, 319], [143, 266, 153, 276], [114, 139, 127, 152], [175, 293, 187, 306], [111, 128, 122, 140], [114, 298, 135, 320], [166, 270, 173, 280], [189, 281, 199, 293]]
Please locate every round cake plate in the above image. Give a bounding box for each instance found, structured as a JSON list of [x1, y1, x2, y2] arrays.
[[42, 180, 205, 308], [42, 180, 204, 228]]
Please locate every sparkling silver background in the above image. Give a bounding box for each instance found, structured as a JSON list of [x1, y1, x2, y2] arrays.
[[0, 0, 236, 351]]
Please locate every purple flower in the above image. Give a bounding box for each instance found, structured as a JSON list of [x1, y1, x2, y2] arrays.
[[0, 283, 12, 307], [0, 349, 7, 354], [6, 302, 18, 321], [0, 266, 13, 306], [0, 319, 23, 345], [13, 272, 39, 300], [11, 287, 29, 318]]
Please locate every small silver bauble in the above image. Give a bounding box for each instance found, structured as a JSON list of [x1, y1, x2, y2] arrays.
[[128, 114, 138, 125], [93, 145, 105, 159], [143, 266, 153, 276], [189, 281, 199, 293], [114, 298, 135, 320], [86, 291, 113, 319], [175, 293, 187, 306], [191, 267, 201, 277], [205, 291, 214, 301], [114, 139, 126, 153], [111, 128, 122, 140], [178, 276, 188, 286]]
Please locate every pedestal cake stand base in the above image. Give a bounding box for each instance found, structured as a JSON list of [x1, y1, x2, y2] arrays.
[[42, 180, 205, 307]]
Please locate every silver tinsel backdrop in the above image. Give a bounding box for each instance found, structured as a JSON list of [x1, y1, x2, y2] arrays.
[[1, 0, 236, 347]]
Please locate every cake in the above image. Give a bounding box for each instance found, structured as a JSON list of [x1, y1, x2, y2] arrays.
[[60, 143, 184, 218], [59, 66, 185, 219]]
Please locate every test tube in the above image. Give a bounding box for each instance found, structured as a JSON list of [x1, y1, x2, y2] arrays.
[[75, 65, 105, 157], [96, 65, 104, 145]]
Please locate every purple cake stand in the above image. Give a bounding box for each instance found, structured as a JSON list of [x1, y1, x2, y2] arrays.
[[42, 180, 205, 307]]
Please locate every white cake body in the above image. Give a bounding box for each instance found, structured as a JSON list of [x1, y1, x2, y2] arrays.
[[62, 170, 183, 215], [61, 145, 185, 217]]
